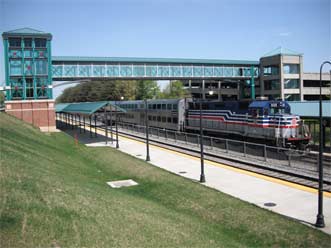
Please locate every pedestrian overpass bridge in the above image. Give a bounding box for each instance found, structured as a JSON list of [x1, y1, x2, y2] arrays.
[[51, 56, 259, 81]]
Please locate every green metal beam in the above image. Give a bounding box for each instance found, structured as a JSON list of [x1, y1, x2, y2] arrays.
[[250, 66, 255, 100], [3, 38, 10, 100]]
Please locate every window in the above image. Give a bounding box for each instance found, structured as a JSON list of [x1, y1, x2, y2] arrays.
[[157, 104, 161, 109], [34, 38, 46, 48], [172, 117, 178, 123], [26, 78, 34, 98], [162, 116, 166, 122], [284, 79, 299, 89], [162, 104, 166, 110], [303, 80, 330, 87], [152, 116, 156, 121], [283, 64, 299, 74], [35, 60, 47, 75], [264, 80, 280, 90], [24, 60, 33, 75], [167, 104, 172, 110], [10, 60, 22, 75], [24, 38, 32, 48], [285, 94, 300, 101], [153, 104, 156, 110], [157, 116, 161, 122], [263, 66, 279, 76], [9, 38, 21, 47], [148, 116, 152, 121], [172, 104, 177, 110], [167, 117, 172, 123]]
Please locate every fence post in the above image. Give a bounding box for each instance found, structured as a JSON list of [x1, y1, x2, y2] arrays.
[[243, 142, 246, 157], [264, 144, 267, 162], [288, 149, 292, 167], [165, 130, 168, 140], [225, 139, 229, 153], [197, 134, 200, 147]]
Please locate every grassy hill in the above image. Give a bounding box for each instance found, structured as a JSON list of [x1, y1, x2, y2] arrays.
[[0, 112, 330, 247]]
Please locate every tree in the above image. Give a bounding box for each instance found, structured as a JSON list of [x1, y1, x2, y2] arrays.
[[135, 80, 160, 100], [160, 80, 189, 99], [56, 80, 156, 103]]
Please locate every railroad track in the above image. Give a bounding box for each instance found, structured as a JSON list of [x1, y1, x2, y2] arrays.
[[106, 126, 331, 192]]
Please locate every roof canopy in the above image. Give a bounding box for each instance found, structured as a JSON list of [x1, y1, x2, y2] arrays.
[[56, 101, 126, 115], [262, 47, 302, 58], [2, 27, 52, 39]]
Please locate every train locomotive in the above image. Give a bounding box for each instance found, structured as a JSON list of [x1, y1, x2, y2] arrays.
[[114, 98, 311, 148]]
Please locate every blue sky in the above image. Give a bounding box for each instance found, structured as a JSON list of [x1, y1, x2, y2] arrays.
[[1, 0, 330, 86]]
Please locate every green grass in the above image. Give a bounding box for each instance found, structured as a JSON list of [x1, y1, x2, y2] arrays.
[[0, 113, 330, 248]]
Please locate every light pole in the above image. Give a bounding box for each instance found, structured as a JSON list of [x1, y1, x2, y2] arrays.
[[115, 96, 123, 149], [315, 60, 331, 228], [198, 87, 214, 183], [145, 99, 150, 161]]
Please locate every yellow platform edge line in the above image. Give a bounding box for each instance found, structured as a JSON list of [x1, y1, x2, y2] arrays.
[[59, 118, 331, 198]]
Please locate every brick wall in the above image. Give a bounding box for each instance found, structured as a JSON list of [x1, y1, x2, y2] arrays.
[[5, 100, 57, 132]]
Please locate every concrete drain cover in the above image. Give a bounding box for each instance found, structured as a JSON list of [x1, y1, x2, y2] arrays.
[[178, 171, 187, 174], [107, 179, 138, 188], [264, 202, 277, 207]]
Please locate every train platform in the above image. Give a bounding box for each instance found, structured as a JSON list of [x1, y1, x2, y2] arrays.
[[61, 125, 331, 234]]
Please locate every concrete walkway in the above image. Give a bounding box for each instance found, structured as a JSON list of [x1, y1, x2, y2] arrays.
[[61, 124, 331, 234]]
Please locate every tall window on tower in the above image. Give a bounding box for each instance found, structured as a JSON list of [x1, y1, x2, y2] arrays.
[[9, 38, 21, 47], [34, 38, 46, 48]]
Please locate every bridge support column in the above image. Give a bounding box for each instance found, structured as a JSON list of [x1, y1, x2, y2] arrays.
[[5, 99, 56, 132]]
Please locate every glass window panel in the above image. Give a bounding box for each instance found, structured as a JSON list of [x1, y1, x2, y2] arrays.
[[193, 66, 203, 77], [9, 50, 22, 58], [9, 38, 21, 47], [285, 94, 300, 101], [263, 66, 279, 75], [146, 66, 157, 76], [224, 67, 233, 77], [170, 66, 181, 77], [24, 60, 33, 75], [204, 67, 213, 77], [24, 38, 32, 48], [283, 64, 299, 74], [52, 65, 63, 77], [120, 65, 132, 77], [284, 79, 299, 89], [11, 78, 23, 98], [35, 60, 48, 75], [78, 65, 91, 77], [107, 65, 119, 76], [264, 80, 280, 90], [233, 67, 241, 76], [183, 66, 192, 77], [24, 50, 33, 58], [158, 66, 169, 77], [93, 66, 105, 76], [25, 78, 34, 98], [133, 66, 145, 76], [214, 67, 223, 76], [64, 65, 76, 76], [35, 38, 46, 48], [9, 60, 22, 75]]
